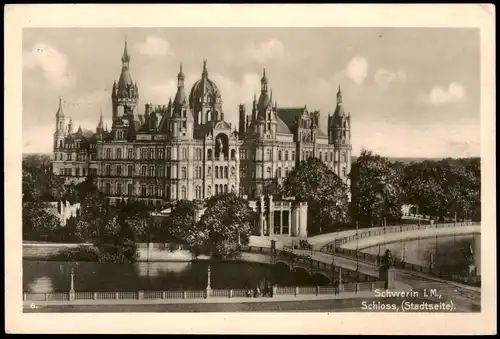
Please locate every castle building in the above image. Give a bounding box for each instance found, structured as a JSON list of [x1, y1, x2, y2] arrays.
[[52, 40, 352, 216]]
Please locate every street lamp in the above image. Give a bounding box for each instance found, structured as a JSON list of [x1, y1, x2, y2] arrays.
[[356, 221, 360, 281]]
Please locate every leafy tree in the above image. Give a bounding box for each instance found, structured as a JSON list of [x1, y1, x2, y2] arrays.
[[281, 157, 350, 234], [350, 149, 404, 227], [402, 157, 480, 221], [197, 193, 256, 258], [22, 202, 59, 235]]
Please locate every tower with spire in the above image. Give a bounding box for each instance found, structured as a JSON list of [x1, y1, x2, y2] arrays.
[[328, 84, 352, 185], [111, 37, 139, 140], [250, 68, 277, 139], [170, 63, 194, 139], [54, 96, 66, 150]]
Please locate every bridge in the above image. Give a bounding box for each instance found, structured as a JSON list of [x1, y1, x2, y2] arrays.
[[241, 221, 482, 312], [240, 245, 394, 288]]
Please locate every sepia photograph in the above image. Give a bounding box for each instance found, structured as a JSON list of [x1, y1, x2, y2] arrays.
[[5, 4, 496, 335]]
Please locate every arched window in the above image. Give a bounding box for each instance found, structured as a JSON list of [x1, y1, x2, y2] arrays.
[[224, 184, 228, 193], [116, 148, 122, 159], [206, 110, 212, 121], [277, 168, 282, 178], [207, 149, 212, 160], [59, 140, 63, 148], [195, 186, 202, 200], [208, 167, 212, 177], [215, 185, 219, 195], [285, 167, 289, 177], [292, 151, 295, 161], [278, 150, 282, 161], [181, 186, 187, 200], [266, 167, 271, 179], [285, 151, 289, 161], [207, 185, 212, 196], [266, 149, 272, 161], [231, 185, 235, 192], [116, 183, 122, 196], [231, 149, 236, 160], [158, 186, 164, 198], [181, 167, 187, 179], [319, 152, 322, 160], [215, 166, 219, 179], [231, 167, 235, 176], [224, 166, 228, 178]]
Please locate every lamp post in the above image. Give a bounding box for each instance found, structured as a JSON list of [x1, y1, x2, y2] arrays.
[[356, 221, 360, 281], [205, 265, 212, 299]]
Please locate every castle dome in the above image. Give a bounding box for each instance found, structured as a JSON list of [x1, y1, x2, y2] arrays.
[[188, 60, 222, 109]]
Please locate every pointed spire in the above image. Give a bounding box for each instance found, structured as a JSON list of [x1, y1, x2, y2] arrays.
[[337, 84, 343, 105], [253, 93, 257, 102], [56, 96, 64, 116], [98, 108, 104, 129], [202, 59, 208, 77], [261, 68, 268, 93], [177, 62, 185, 86], [122, 35, 130, 63]]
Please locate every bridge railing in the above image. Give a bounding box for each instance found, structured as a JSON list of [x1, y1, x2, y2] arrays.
[[24, 280, 390, 303], [240, 245, 379, 280], [327, 221, 479, 249], [320, 244, 481, 287]]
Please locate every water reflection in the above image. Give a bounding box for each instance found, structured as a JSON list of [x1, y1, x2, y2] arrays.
[[362, 234, 480, 275], [23, 260, 338, 293]]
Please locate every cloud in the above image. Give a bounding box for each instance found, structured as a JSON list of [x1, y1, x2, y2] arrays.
[[23, 43, 75, 88], [346, 56, 369, 85], [246, 39, 287, 64], [135, 35, 173, 56], [426, 82, 466, 105], [374, 68, 406, 88]]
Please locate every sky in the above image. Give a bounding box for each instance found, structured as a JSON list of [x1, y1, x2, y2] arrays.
[[22, 27, 480, 158]]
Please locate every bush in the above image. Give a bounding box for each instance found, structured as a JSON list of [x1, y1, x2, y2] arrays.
[[96, 241, 139, 264], [51, 246, 100, 262]]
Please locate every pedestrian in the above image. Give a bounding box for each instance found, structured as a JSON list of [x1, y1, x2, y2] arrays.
[[333, 279, 340, 295]]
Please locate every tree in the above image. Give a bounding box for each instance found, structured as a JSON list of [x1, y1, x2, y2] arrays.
[[166, 200, 199, 242], [197, 193, 256, 258], [281, 157, 350, 234], [350, 149, 404, 227], [22, 201, 59, 236], [402, 158, 481, 221]]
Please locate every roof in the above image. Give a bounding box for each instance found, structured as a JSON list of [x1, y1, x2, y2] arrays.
[[188, 77, 221, 109], [276, 116, 293, 135], [117, 68, 133, 94], [276, 107, 304, 133], [276, 107, 328, 137]]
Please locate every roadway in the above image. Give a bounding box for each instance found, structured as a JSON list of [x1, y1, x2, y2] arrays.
[[340, 225, 481, 250], [291, 249, 481, 312]]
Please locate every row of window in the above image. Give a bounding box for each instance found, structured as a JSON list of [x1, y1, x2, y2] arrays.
[[102, 147, 240, 161], [102, 183, 236, 200], [56, 153, 97, 161], [57, 140, 96, 150], [59, 168, 97, 177], [102, 164, 238, 179]]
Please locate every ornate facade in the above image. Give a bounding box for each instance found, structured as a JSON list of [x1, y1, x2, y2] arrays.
[[52, 40, 352, 213]]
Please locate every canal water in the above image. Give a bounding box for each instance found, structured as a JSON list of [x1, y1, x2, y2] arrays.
[[23, 260, 336, 293], [361, 234, 480, 275]]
